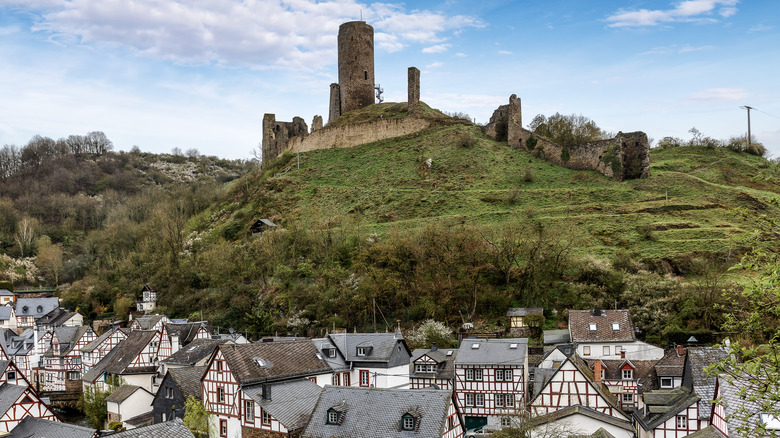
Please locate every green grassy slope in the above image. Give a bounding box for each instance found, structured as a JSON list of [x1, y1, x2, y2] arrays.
[[230, 111, 779, 263]]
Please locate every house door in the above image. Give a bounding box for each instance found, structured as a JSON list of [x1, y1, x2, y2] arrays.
[[464, 416, 487, 431]]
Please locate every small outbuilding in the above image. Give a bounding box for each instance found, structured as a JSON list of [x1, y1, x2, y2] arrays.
[[250, 219, 278, 235]]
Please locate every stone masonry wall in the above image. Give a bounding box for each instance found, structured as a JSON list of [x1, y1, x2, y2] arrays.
[[287, 117, 431, 154], [241, 426, 289, 438]]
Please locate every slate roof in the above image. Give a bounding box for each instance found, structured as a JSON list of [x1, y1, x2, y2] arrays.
[[123, 411, 154, 427], [0, 289, 15, 297], [302, 386, 453, 438], [655, 348, 686, 377], [543, 329, 571, 345], [52, 326, 90, 356], [37, 308, 79, 327], [6, 416, 97, 438], [219, 340, 333, 386], [409, 346, 457, 381], [15, 298, 59, 318], [103, 330, 158, 375], [526, 404, 634, 433], [685, 425, 727, 438], [163, 338, 226, 366], [454, 338, 528, 366], [105, 384, 151, 404], [82, 344, 120, 383], [243, 379, 322, 431], [165, 321, 210, 345], [569, 309, 636, 343], [0, 307, 13, 321], [109, 418, 195, 438], [311, 337, 349, 373], [687, 346, 729, 420], [584, 358, 658, 385], [716, 375, 780, 437], [81, 327, 126, 353], [168, 366, 206, 400], [327, 331, 411, 366], [633, 386, 701, 431], [132, 315, 165, 330], [506, 307, 543, 317], [0, 383, 27, 416]]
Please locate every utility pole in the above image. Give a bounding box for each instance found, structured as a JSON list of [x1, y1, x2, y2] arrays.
[[740, 105, 753, 148]]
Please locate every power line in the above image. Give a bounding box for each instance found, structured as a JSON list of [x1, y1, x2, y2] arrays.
[[752, 107, 780, 120]]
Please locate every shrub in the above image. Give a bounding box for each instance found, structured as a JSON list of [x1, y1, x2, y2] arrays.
[[507, 188, 521, 204], [526, 135, 538, 151], [523, 168, 534, 182]]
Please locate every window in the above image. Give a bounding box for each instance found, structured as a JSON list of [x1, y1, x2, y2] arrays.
[[495, 394, 504, 407], [583, 346, 591, 356], [475, 393, 485, 407], [612, 322, 620, 330], [359, 370, 370, 387], [166, 387, 174, 399], [505, 394, 515, 408], [529, 372, 535, 382], [309, 376, 317, 384], [589, 323, 597, 331], [218, 387, 225, 403], [416, 364, 435, 373], [217, 361, 223, 371], [501, 417, 512, 427], [622, 369, 634, 380], [261, 408, 271, 426], [332, 374, 340, 385], [402, 414, 415, 431], [448, 415, 455, 430], [464, 393, 474, 407], [495, 369, 503, 381], [245, 400, 254, 421], [328, 348, 336, 358], [162, 412, 167, 421], [68, 372, 80, 380], [677, 415, 687, 429], [661, 377, 673, 388], [356, 347, 367, 357], [603, 346, 611, 356], [342, 372, 350, 386], [6, 371, 15, 381], [465, 368, 483, 381], [622, 393, 634, 404], [504, 369, 513, 381], [220, 419, 227, 437], [327, 409, 340, 424]]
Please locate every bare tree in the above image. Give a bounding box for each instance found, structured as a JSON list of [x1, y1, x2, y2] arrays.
[[14, 216, 38, 257]]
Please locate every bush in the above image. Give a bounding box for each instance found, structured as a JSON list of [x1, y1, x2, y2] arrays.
[[523, 168, 534, 182]]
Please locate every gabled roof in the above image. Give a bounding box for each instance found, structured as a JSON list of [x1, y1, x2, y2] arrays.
[[654, 347, 686, 377], [165, 321, 210, 344], [687, 346, 728, 420], [132, 315, 165, 330], [311, 338, 348, 373], [410, 347, 457, 380], [327, 332, 411, 365], [218, 340, 333, 386], [7, 416, 97, 438], [243, 379, 322, 431], [0, 383, 27, 416], [527, 404, 634, 433], [82, 345, 120, 383], [37, 308, 80, 327], [15, 298, 59, 318], [103, 330, 158, 375], [685, 425, 727, 438], [584, 358, 657, 383], [163, 338, 226, 366], [0, 307, 13, 321], [53, 326, 91, 356], [507, 307, 543, 317], [302, 386, 453, 438], [633, 386, 701, 431], [105, 384, 152, 404], [715, 375, 780, 437], [569, 309, 636, 343], [168, 366, 206, 400], [108, 418, 195, 438], [81, 327, 126, 353], [0, 289, 15, 297], [454, 338, 528, 366]]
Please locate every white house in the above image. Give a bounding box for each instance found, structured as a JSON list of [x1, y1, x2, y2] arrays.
[[569, 309, 664, 361]]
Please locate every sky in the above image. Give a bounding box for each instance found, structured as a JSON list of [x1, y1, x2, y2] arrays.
[[1, 0, 778, 160]]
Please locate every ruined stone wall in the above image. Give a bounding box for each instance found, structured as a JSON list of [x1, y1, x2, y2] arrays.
[[338, 21, 375, 114], [328, 83, 341, 124], [408, 67, 420, 114], [261, 114, 309, 167], [288, 117, 431, 154]]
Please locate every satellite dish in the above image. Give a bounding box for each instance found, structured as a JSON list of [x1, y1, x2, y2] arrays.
[[229, 328, 235, 334]]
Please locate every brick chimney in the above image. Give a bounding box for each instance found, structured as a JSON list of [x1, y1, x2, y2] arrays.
[[620, 349, 626, 359], [676, 345, 685, 356], [594, 360, 603, 385]]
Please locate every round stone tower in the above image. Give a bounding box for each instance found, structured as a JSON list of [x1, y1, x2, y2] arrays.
[[338, 21, 375, 114]]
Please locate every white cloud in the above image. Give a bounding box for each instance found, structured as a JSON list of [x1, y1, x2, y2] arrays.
[[455, 52, 466, 57], [9, 0, 481, 70], [605, 0, 739, 28], [749, 24, 774, 33], [689, 87, 749, 102], [498, 50, 512, 55], [422, 43, 450, 54], [641, 44, 714, 55], [425, 61, 443, 69]]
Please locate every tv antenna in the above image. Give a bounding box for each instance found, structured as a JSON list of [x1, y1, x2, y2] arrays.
[[375, 84, 384, 103]]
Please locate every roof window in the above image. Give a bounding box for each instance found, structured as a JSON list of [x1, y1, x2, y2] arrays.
[[253, 357, 266, 368], [589, 323, 597, 331], [446, 350, 453, 356], [471, 343, 480, 349], [509, 343, 518, 349], [612, 322, 620, 331], [401, 413, 417, 431]]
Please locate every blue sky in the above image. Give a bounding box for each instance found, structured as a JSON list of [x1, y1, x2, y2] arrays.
[[1, 0, 778, 160]]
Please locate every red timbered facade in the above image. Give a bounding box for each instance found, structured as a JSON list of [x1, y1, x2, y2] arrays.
[[634, 386, 703, 438], [529, 355, 628, 421], [44, 326, 96, 392], [203, 348, 242, 437], [0, 383, 59, 433], [81, 327, 128, 374], [410, 346, 457, 390]]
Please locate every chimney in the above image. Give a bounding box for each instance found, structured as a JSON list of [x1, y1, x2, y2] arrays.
[[676, 345, 685, 356], [620, 349, 626, 359], [431, 343, 438, 352], [594, 360, 603, 385], [262, 384, 271, 401], [592, 307, 602, 317]]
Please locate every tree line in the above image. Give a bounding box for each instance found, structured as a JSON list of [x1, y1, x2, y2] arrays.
[[1, 131, 114, 180]]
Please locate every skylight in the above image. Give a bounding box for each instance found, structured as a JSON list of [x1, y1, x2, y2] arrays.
[[446, 350, 453, 356], [253, 357, 266, 368], [589, 323, 597, 331], [612, 322, 620, 331], [509, 343, 518, 349], [472, 343, 480, 349]]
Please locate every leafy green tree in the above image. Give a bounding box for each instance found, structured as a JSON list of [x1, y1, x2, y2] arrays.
[[183, 395, 212, 438], [78, 377, 120, 429], [406, 319, 454, 350], [528, 113, 606, 147]]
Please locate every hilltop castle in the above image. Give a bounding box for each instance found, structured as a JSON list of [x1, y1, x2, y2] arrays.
[[261, 21, 649, 181]]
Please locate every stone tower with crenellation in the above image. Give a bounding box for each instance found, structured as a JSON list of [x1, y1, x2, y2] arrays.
[[337, 21, 375, 115]]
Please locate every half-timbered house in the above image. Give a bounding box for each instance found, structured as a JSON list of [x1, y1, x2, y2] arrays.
[[302, 386, 464, 438], [130, 314, 170, 332], [87, 329, 171, 393], [164, 321, 211, 354], [203, 340, 334, 438], [325, 330, 412, 389], [585, 356, 658, 412], [43, 326, 96, 392], [453, 338, 528, 432], [241, 378, 322, 436], [687, 347, 728, 431], [14, 298, 59, 330], [410, 344, 457, 390], [80, 326, 129, 374], [569, 309, 664, 361], [0, 382, 59, 433], [634, 386, 703, 438]]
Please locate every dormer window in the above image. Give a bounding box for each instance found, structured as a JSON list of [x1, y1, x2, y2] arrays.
[[415, 364, 435, 373], [22, 306, 28, 314], [327, 408, 341, 425], [253, 357, 266, 368], [328, 348, 336, 358], [37, 305, 43, 313], [356, 347, 368, 357], [612, 322, 620, 331], [589, 323, 597, 331], [622, 369, 633, 380], [401, 413, 416, 431]]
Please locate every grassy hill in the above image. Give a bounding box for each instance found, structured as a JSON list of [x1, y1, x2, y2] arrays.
[[227, 113, 779, 265]]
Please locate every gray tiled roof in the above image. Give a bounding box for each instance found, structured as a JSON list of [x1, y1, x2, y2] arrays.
[[15, 298, 59, 318], [507, 307, 543, 317], [409, 347, 457, 380], [685, 425, 727, 438], [302, 386, 452, 438], [0, 289, 14, 297], [219, 340, 333, 386], [243, 379, 322, 431], [633, 386, 701, 431], [687, 346, 728, 420], [168, 366, 206, 400], [105, 384, 151, 404], [109, 418, 195, 438], [454, 338, 528, 366], [0, 383, 27, 417], [542, 329, 571, 345], [311, 338, 349, 373], [527, 404, 634, 432], [7, 416, 97, 438], [0, 307, 13, 321], [163, 338, 226, 366], [133, 315, 164, 330], [103, 330, 158, 375], [165, 322, 210, 345], [716, 375, 780, 437], [82, 344, 119, 383], [569, 309, 636, 343], [654, 348, 686, 377], [328, 332, 410, 366]]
